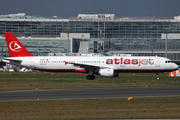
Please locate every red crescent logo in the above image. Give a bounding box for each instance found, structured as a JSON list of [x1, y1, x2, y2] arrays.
[[9, 41, 22, 52]]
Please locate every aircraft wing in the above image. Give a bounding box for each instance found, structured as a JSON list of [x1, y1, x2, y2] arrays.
[[68, 62, 110, 70]]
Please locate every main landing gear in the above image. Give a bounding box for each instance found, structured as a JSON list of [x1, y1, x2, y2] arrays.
[[156, 73, 160, 80], [86, 75, 95, 80], [86, 70, 95, 80]]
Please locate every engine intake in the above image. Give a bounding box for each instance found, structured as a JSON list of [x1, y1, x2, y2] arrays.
[[99, 68, 119, 77]]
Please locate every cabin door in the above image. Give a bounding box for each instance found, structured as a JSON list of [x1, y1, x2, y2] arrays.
[[155, 58, 160, 67], [30, 58, 35, 68]]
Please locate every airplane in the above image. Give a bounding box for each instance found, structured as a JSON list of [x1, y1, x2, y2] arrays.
[[2, 32, 179, 80]]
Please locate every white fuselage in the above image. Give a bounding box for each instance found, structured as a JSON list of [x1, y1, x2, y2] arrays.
[[6, 56, 178, 73], [4, 32, 178, 79]]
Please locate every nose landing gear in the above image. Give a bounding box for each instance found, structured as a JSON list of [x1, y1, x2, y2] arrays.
[[156, 73, 160, 80]]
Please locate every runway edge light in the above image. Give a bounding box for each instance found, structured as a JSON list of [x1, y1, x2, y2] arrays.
[[128, 97, 133, 101]]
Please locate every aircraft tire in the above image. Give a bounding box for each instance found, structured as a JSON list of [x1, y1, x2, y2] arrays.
[[90, 75, 95, 80], [156, 77, 160, 81], [86, 75, 91, 80], [86, 75, 95, 80]]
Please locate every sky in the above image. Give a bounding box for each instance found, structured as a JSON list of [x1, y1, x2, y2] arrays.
[[0, 0, 180, 18]]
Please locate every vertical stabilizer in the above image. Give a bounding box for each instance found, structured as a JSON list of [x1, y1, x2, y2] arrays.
[[4, 32, 34, 57]]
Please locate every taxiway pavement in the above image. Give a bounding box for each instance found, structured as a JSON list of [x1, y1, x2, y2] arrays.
[[0, 87, 180, 102]]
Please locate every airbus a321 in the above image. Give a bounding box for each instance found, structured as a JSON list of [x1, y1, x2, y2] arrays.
[[2, 32, 178, 80]]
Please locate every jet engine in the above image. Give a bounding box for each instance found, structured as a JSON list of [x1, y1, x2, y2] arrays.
[[99, 68, 119, 77]]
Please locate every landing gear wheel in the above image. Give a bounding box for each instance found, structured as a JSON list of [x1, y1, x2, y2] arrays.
[[86, 75, 91, 80], [90, 75, 95, 80], [156, 73, 160, 81], [86, 75, 95, 80]]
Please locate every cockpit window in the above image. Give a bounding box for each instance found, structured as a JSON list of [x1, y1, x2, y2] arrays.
[[165, 60, 172, 63]]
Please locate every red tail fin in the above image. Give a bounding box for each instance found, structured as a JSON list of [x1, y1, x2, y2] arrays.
[[4, 32, 34, 57]]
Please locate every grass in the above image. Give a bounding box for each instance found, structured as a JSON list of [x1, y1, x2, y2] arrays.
[[0, 72, 180, 91], [0, 97, 180, 119], [0, 72, 180, 119]]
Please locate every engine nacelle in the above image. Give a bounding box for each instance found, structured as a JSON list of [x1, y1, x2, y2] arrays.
[[99, 69, 119, 77]]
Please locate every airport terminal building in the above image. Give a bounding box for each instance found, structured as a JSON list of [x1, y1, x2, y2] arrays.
[[1, 13, 180, 60]]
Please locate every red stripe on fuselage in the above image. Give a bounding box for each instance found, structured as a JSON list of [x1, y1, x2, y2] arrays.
[[35, 69, 89, 73], [114, 69, 176, 73], [34, 69, 175, 73]]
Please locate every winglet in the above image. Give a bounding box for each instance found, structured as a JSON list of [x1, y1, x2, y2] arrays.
[[4, 32, 34, 57]]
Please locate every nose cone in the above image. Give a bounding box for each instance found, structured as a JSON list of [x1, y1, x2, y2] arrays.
[[173, 63, 179, 70]]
